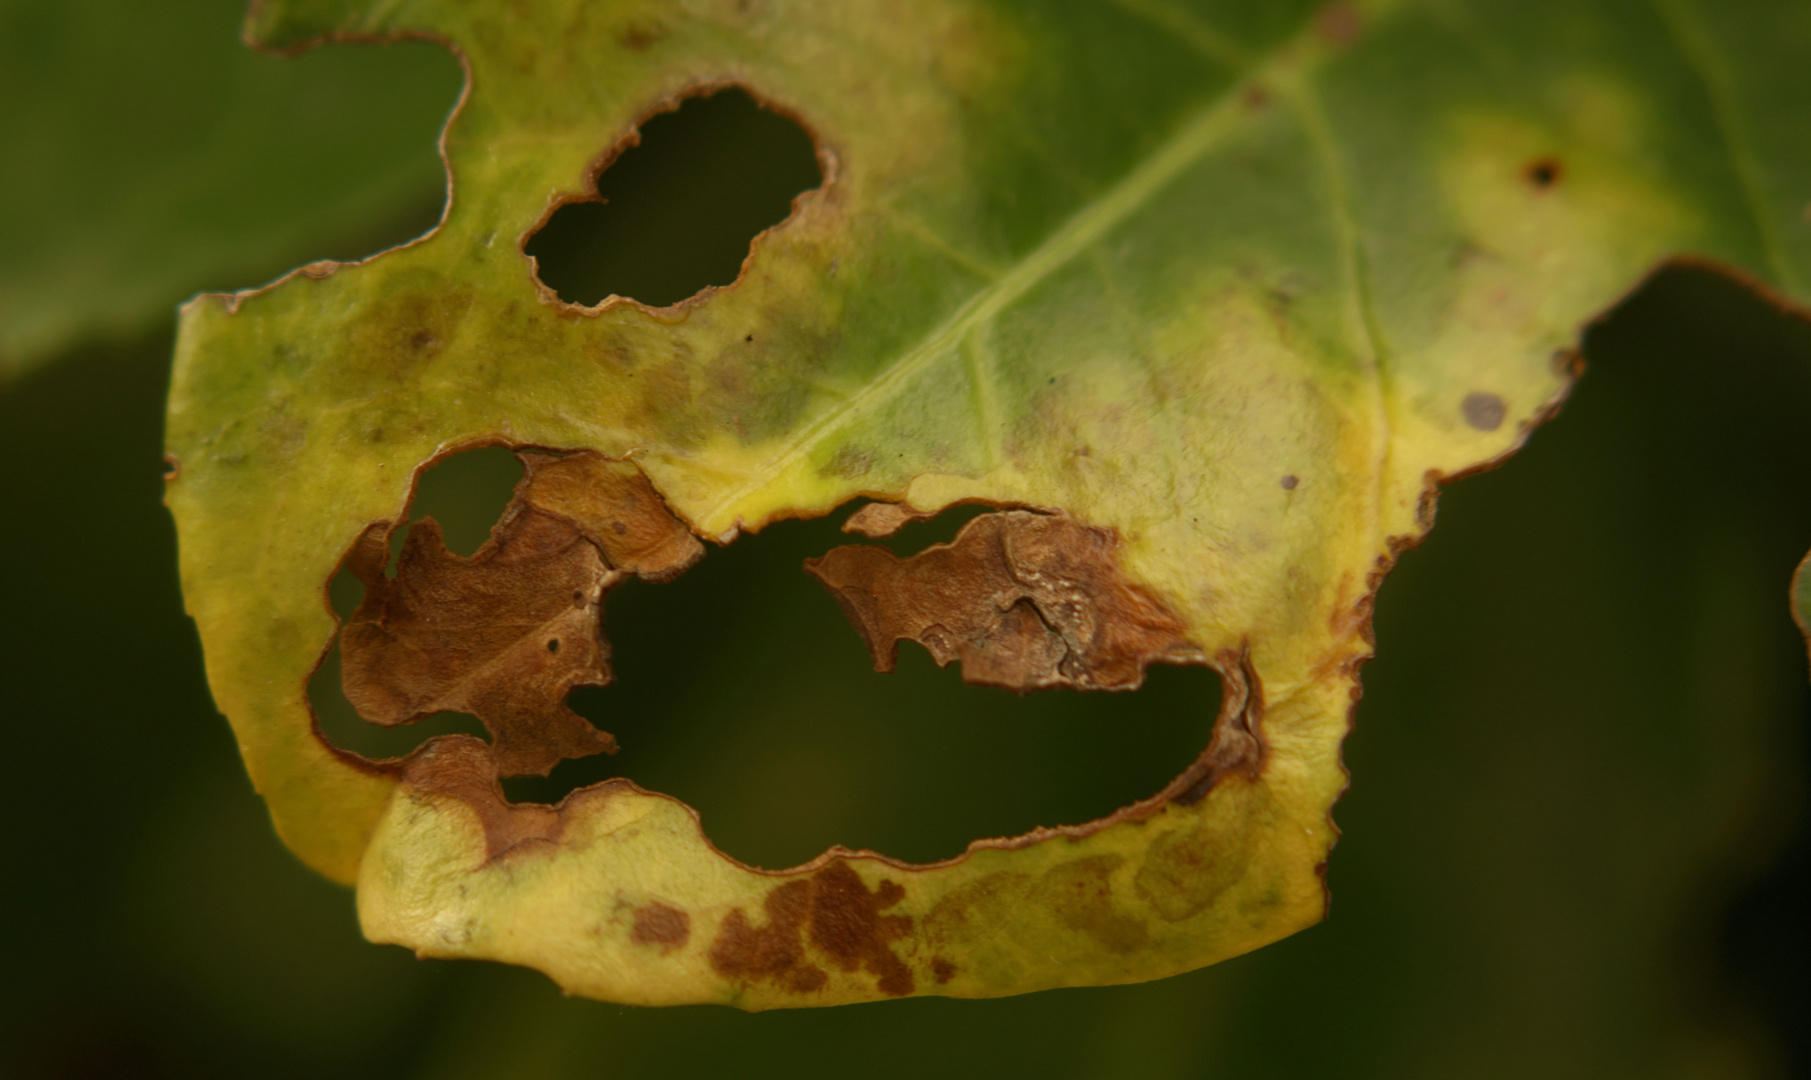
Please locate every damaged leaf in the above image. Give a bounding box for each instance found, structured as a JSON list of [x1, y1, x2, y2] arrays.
[[340, 505, 620, 777], [340, 448, 704, 775], [806, 510, 1200, 691], [165, 0, 1811, 1009]]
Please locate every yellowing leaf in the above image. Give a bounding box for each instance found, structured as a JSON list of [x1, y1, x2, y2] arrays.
[[166, 0, 1811, 1008]]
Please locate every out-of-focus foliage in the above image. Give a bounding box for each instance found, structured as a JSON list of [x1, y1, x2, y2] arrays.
[[0, 0, 460, 379]]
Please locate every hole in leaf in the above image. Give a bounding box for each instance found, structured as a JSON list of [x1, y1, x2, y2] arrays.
[[499, 510, 1222, 870], [313, 445, 528, 761], [524, 87, 823, 307], [406, 444, 524, 557], [309, 643, 489, 760], [313, 450, 1218, 867]]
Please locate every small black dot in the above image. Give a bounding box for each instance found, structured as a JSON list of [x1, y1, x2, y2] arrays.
[[547, 639, 560, 653], [1525, 157, 1562, 189]]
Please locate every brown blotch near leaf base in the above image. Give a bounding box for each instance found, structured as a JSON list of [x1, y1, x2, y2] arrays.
[[931, 957, 957, 984], [806, 510, 1199, 691], [397, 735, 639, 862], [630, 902, 691, 952], [401, 735, 567, 858], [340, 506, 619, 777], [842, 500, 933, 539], [709, 862, 915, 997], [520, 451, 703, 582], [1461, 391, 1508, 432]]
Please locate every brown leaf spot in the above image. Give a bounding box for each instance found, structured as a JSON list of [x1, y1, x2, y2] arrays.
[[1037, 855, 1150, 953], [707, 879, 826, 993], [1524, 156, 1563, 190], [842, 501, 933, 539], [519, 451, 703, 582], [1461, 391, 1508, 432], [931, 957, 957, 984], [617, 22, 667, 50], [806, 511, 1198, 691], [340, 508, 619, 777], [1134, 823, 1249, 922], [346, 288, 471, 378], [709, 862, 915, 997], [922, 871, 1033, 949], [1280, 474, 1298, 490], [818, 444, 874, 479], [630, 902, 691, 952]]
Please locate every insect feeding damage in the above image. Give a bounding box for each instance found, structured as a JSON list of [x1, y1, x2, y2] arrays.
[[337, 449, 702, 777], [333, 468, 1238, 1002], [806, 510, 1202, 691]]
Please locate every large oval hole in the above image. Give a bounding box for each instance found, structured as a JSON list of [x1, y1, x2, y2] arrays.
[[524, 87, 823, 308], [501, 507, 1222, 870]]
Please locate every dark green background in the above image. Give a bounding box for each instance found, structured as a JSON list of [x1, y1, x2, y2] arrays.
[[1, 2, 1806, 1077]]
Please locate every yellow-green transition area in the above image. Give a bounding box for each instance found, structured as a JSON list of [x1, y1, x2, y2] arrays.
[[166, 0, 1811, 1007]]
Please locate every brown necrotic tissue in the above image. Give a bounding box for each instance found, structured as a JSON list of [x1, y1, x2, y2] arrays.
[[806, 510, 1198, 692], [338, 450, 703, 777]]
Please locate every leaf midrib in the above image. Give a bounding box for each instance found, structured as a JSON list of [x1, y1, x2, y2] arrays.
[[696, 9, 1348, 527]]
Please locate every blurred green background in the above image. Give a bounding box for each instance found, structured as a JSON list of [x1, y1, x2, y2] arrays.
[[2, 2, 1807, 1077]]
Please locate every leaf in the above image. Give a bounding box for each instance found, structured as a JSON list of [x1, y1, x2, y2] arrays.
[[339, 449, 702, 775], [805, 509, 1201, 690], [164, 0, 1811, 1008], [0, 0, 459, 380]]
